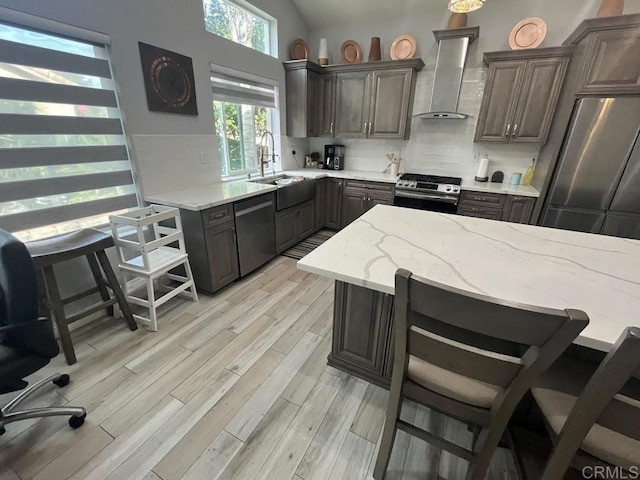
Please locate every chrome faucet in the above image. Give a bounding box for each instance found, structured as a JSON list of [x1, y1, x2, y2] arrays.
[[258, 131, 277, 177]]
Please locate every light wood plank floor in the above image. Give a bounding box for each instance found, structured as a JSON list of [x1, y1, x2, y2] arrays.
[[0, 256, 519, 480]]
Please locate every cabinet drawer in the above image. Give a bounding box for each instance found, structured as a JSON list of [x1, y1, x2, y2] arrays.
[[458, 205, 503, 220], [345, 180, 393, 192], [202, 204, 233, 228], [460, 191, 506, 208]]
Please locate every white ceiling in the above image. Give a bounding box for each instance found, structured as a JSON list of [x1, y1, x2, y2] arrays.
[[291, 0, 449, 29]]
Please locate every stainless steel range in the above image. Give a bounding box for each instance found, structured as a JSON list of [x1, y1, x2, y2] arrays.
[[394, 174, 462, 214]]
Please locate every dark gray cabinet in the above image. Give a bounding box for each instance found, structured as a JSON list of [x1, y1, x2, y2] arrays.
[[577, 27, 640, 95], [314, 177, 326, 231], [283, 59, 423, 140], [503, 196, 535, 224], [341, 180, 394, 228], [335, 71, 371, 138], [474, 61, 524, 142], [317, 74, 336, 137], [285, 64, 321, 138], [329, 281, 394, 388], [180, 204, 240, 293], [475, 48, 573, 144], [368, 69, 414, 139], [325, 178, 343, 230], [204, 222, 240, 291], [275, 199, 315, 254], [458, 190, 535, 224], [275, 207, 297, 253], [341, 188, 369, 227]]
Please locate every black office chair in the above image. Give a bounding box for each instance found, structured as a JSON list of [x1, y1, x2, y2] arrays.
[[0, 229, 86, 435]]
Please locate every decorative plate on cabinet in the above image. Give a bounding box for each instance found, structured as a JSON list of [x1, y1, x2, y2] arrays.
[[390, 34, 417, 60], [509, 17, 547, 50], [290, 38, 310, 60], [341, 40, 363, 64]]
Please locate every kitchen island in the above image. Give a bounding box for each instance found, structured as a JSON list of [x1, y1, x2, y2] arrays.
[[297, 205, 640, 387]]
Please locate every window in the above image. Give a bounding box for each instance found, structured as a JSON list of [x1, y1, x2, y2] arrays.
[[211, 69, 278, 177], [202, 0, 274, 56], [0, 22, 138, 242]]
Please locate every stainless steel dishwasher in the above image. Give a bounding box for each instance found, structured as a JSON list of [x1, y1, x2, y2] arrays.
[[234, 192, 276, 277]]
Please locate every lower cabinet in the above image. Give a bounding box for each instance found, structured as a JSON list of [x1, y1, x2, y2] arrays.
[[458, 191, 535, 224], [180, 205, 240, 293], [314, 177, 326, 232], [325, 178, 343, 229], [329, 281, 394, 388], [204, 222, 240, 291], [275, 199, 316, 254], [341, 181, 394, 228], [341, 188, 370, 227], [502, 196, 535, 224]]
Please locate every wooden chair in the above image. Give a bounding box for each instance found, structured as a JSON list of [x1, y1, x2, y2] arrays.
[[531, 327, 640, 479], [373, 268, 589, 480]]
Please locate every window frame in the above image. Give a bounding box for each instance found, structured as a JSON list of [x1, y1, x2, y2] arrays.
[[210, 64, 280, 180], [202, 0, 277, 57]]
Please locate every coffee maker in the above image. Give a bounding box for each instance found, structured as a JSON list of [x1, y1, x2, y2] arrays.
[[324, 145, 345, 170]]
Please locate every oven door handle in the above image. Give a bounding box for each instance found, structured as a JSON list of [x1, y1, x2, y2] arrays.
[[394, 190, 459, 204]]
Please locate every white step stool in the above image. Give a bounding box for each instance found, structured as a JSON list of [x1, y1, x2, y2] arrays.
[[109, 205, 198, 331]]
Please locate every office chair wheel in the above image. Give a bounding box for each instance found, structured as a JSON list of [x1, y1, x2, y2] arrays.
[[68, 413, 86, 429], [53, 374, 70, 387]]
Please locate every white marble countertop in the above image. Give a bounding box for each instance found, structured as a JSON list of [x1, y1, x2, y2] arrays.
[[144, 168, 539, 211], [144, 181, 277, 211], [297, 205, 640, 352], [460, 177, 540, 197]]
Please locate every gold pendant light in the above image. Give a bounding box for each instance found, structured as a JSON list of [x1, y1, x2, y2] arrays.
[[448, 0, 485, 13]]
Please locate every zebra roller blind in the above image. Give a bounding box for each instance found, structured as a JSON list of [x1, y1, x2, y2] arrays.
[[0, 21, 138, 241]]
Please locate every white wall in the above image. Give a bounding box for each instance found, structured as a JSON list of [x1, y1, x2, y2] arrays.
[[0, 0, 308, 307], [0, 0, 309, 195], [297, 0, 640, 181]]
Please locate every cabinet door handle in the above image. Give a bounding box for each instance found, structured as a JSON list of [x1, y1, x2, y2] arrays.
[[330, 121, 334, 136], [512, 123, 518, 137], [505, 123, 511, 137], [368, 122, 372, 137]]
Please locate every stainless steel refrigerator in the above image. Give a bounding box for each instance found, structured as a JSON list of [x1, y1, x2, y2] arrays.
[[541, 97, 640, 240]]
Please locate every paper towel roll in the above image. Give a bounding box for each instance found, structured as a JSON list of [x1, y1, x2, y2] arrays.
[[475, 156, 489, 182]]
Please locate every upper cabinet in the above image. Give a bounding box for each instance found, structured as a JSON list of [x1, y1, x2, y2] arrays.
[[576, 26, 640, 94], [317, 74, 336, 137], [474, 47, 574, 144], [335, 71, 371, 138], [285, 64, 321, 138], [284, 59, 423, 139]]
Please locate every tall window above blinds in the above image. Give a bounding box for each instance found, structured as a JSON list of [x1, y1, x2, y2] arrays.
[[0, 22, 138, 242], [203, 0, 275, 57], [211, 69, 278, 177]]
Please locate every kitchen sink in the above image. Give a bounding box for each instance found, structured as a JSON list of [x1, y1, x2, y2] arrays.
[[249, 175, 316, 211]]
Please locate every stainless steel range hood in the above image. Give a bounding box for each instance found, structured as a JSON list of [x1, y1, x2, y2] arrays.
[[414, 27, 479, 120]]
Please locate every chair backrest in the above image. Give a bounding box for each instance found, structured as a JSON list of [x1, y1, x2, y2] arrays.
[[394, 268, 589, 412], [542, 327, 640, 478], [0, 229, 40, 329]]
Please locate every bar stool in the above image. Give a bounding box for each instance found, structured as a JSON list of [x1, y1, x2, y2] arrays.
[[26, 228, 138, 365]]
